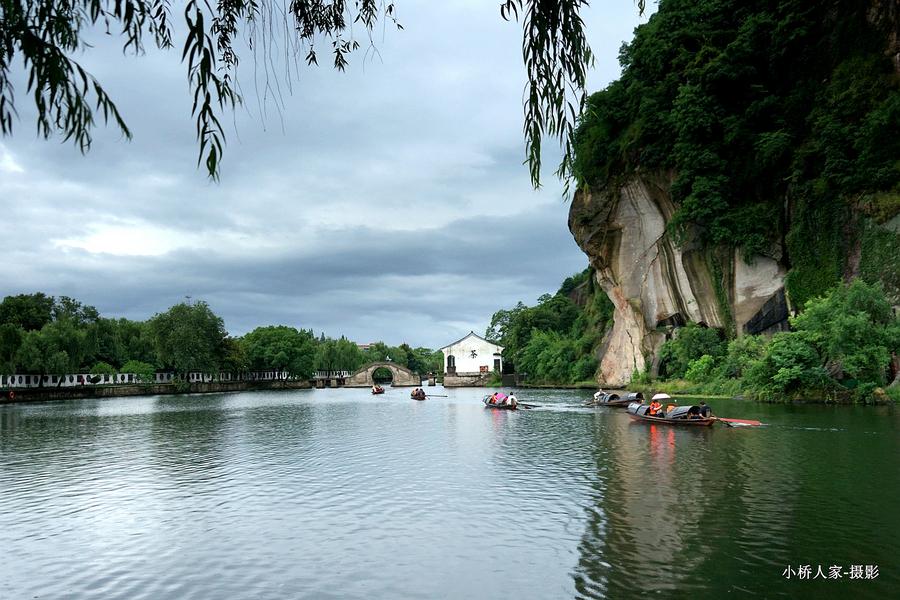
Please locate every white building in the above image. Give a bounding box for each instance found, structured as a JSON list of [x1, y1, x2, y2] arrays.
[[440, 331, 503, 376]]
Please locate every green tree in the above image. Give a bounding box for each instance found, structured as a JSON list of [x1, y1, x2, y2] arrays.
[[408, 346, 442, 375], [84, 318, 124, 368], [658, 323, 726, 380], [242, 326, 316, 379], [15, 322, 85, 384], [744, 333, 830, 395], [789, 280, 900, 386], [221, 337, 248, 373], [684, 354, 718, 383], [148, 301, 227, 373], [0, 323, 23, 374], [719, 335, 768, 379], [52, 296, 99, 325], [117, 319, 157, 366], [573, 0, 899, 270], [0, 293, 54, 331]]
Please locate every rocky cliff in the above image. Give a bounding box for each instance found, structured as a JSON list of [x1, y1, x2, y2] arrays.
[[568, 175, 788, 386], [566, 0, 899, 386]]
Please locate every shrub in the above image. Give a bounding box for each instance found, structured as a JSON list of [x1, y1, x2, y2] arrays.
[[744, 333, 830, 395], [121, 360, 156, 383], [658, 323, 726, 379], [720, 335, 768, 379], [571, 355, 598, 382], [90, 361, 117, 376], [790, 279, 900, 386], [685, 354, 718, 383]]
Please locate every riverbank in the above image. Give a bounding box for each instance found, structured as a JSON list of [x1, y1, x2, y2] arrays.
[[0, 380, 311, 405], [517, 380, 598, 390], [517, 377, 899, 404], [628, 379, 900, 405]]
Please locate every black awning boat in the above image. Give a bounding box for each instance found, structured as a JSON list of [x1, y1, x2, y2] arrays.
[[627, 401, 715, 426], [589, 391, 642, 407]]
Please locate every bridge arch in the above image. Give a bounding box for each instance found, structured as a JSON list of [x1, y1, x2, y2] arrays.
[[345, 361, 420, 387]]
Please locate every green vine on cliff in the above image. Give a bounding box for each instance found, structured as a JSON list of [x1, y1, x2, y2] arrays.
[[572, 0, 900, 293]]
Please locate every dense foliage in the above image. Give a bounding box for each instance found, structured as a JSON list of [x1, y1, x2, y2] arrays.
[[486, 268, 614, 385], [660, 280, 900, 401], [657, 323, 725, 380], [0, 292, 441, 384], [573, 0, 899, 294]]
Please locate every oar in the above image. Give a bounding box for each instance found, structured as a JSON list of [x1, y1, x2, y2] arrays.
[[517, 402, 539, 409], [716, 416, 763, 427], [425, 394, 448, 397]]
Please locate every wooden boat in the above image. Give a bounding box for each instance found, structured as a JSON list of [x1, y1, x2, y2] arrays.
[[590, 391, 642, 407], [410, 391, 426, 401], [483, 395, 517, 410], [627, 401, 715, 426], [371, 387, 385, 395]]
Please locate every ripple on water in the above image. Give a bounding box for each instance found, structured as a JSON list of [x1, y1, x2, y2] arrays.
[[1, 389, 898, 599]]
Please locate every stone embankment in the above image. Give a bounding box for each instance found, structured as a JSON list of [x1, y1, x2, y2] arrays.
[[1, 380, 310, 404]]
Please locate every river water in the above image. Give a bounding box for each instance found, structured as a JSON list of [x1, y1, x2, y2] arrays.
[[1, 387, 897, 599]]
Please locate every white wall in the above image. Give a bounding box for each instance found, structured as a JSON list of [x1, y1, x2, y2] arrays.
[[441, 334, 502, 374]]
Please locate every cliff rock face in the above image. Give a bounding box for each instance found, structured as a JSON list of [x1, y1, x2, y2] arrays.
[[568, 175, 788, 386]]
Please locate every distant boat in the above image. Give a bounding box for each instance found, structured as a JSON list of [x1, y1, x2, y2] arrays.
[[372, 387, 385, 395], [411, 390, 426, 401]]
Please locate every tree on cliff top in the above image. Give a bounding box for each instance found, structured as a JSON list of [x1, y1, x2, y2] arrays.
[[0, 0, 637, 186], [572, 0, 900, 260]]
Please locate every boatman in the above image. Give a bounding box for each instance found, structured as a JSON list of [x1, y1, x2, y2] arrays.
[[506, 392, 518, 408], [648, 399, 662, 416]]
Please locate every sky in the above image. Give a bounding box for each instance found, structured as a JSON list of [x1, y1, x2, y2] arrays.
[[0, 1, 649, 348]]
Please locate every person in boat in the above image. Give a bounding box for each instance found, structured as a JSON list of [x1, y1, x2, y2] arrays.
[[593, 389, 605, 403], [506, 392, 518, 408], [699, 401, 711, 418], [647, 399, 662, 416], [488, 393, 497, 404]]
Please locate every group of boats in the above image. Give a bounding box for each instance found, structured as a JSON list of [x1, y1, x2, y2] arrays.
[[590, 389, 715, 425], [369, 385, 760, 426], [588, 389, 761, 427]]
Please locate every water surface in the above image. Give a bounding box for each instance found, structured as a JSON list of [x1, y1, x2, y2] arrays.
[[1, 388, 897, 598]]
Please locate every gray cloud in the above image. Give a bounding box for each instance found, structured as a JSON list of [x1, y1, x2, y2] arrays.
[[0, 2, 647, 348]]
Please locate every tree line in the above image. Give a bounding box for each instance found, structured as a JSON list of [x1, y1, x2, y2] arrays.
[[485, 270, 899, 401], [0, 293, 442, 384], [486, 268, 615, 385]]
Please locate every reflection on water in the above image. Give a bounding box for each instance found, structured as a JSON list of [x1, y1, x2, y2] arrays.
[[1, 388, 897, 599]]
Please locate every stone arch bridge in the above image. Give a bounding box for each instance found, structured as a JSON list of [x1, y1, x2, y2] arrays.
[[345, 362, 420, 387]]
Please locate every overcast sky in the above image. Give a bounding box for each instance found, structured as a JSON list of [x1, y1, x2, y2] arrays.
[[0, 1, 648, 348]]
